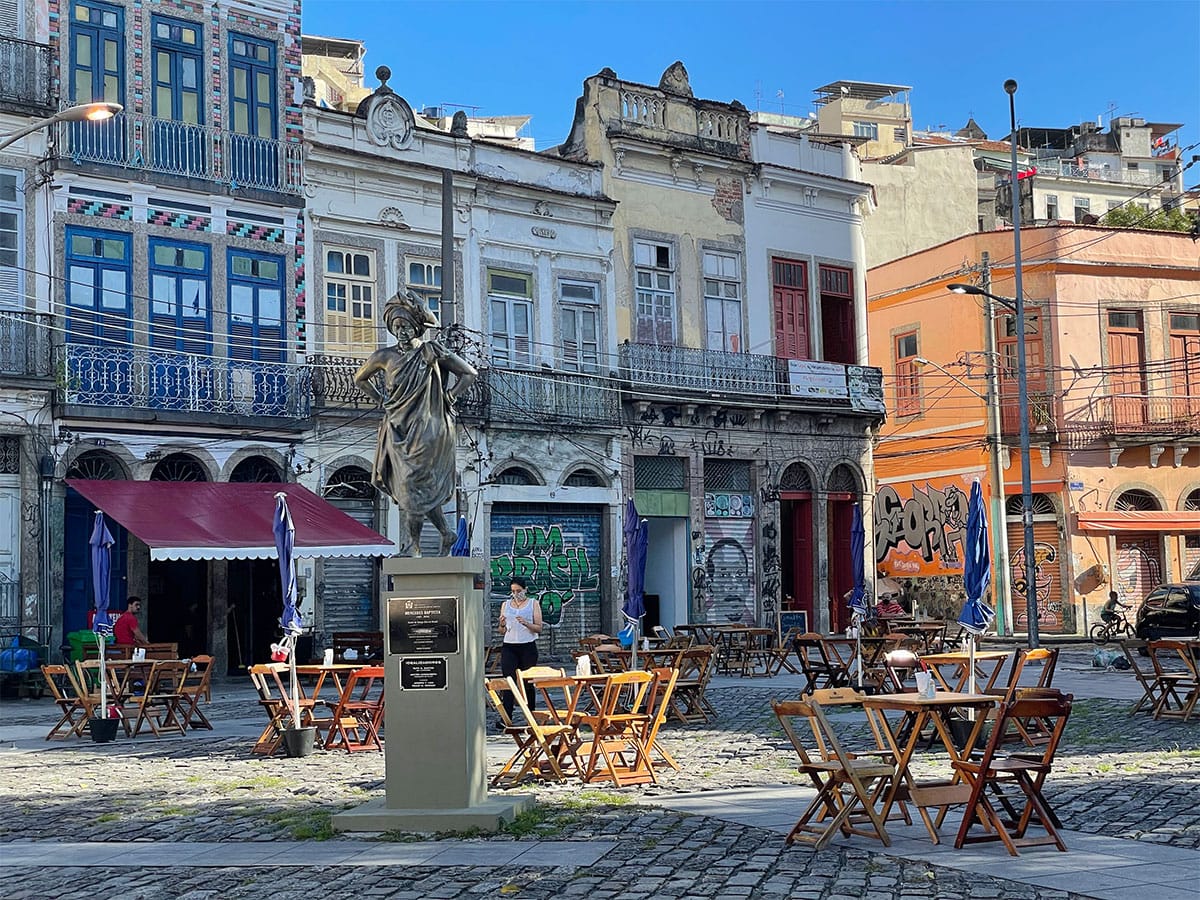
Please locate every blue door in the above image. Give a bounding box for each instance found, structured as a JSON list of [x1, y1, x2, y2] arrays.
[[68, 0, 125, 163], [149, 238, 212, 409], [229, 34, 279, 189], [228, 250, 288, 414], [65, 228, 132, 402], [150, 16, 205, 176]]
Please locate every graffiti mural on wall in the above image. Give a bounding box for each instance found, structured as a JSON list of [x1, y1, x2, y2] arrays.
[[875, 475, 980, 576], [490, 517, 600, 627], [700, 518, 756, 625], [1114, 543, 1162, 605], [1010, 541, 1062, 630]]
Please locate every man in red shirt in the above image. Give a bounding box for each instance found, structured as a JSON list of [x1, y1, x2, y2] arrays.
[[113, 597, 148, 645]]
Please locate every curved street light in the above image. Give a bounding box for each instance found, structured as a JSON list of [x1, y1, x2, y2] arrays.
[[0, 101, 123, 153]]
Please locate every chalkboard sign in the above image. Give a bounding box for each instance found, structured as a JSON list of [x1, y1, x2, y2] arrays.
[[778, 611, 809, 641]]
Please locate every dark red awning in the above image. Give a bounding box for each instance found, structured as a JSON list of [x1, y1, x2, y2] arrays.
[[67, 479, 394, 561]]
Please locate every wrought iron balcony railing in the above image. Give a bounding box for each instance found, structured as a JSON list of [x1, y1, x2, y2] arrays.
[[998, 390, 1059, 440], [310, 354, 373, 409], [1063, 392, 1200, 448], [619, 342, 885, 412], [0, 37, 52, 112], [0, 311, 53, 378], [56, 111, 303, 194], [60, 343, 310, 418]]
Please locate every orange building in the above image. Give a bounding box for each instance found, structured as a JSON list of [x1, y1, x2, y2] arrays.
[[869, 225, 1200, 636]]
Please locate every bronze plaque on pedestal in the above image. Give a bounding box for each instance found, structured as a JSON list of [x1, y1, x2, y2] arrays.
[[388, 596, 459, 655]]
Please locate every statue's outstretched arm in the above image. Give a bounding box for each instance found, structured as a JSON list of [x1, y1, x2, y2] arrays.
[[353, 352, 388, 405]]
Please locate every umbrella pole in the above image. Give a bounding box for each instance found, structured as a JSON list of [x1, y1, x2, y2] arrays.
[[855, 617, 863, 690], [97, 633, 107, 718], [289, 637, 301, 729]]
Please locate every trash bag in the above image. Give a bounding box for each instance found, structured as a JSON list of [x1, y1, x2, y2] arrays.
[[1091, 647, 1121, 668]]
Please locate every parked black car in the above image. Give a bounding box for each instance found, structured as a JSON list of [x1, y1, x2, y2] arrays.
[[1134, 582, 1200, 640]]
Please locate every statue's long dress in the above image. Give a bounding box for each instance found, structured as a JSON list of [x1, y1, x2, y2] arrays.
[[372, 342, 455, 514]]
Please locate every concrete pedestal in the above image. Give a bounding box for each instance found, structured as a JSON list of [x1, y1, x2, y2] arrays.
[[332, 556, 529, 833]]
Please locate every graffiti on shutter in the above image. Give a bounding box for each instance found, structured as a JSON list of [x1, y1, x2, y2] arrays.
[[320, 500, 378, 633], [1008, 521, 1064, 632], [490, 505, 603, 655], [1115, 533, 1162, 603], [700, 517, 756, 625]]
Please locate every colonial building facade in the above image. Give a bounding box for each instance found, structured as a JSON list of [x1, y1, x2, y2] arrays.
[[558, 63, 884, 634]]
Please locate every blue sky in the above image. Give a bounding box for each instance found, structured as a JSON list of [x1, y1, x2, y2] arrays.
[[304, 0, 1200, 170]]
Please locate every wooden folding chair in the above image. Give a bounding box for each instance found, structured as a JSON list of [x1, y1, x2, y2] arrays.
[[952, 691, 1073, 856], [324, 666, 385, 752], [1120, 640, 1166, 716], [179, 655, 214, 730], [129, 661, 188, 737], [771, 697, 894, 850], [486, 676, 539, 787], [1147, 640, 1200, 722], [42, 665, 88, 739], [73, 660, 133, 737], [579, 670, 655, 786], [248, 663, 292, 755], [642, 666, 681, 772], [668, 646, 712, 724], [881, 649, 921, 695], [769, 628, 802, 676]]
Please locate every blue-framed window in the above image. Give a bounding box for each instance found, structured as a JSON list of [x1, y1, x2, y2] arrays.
[[65, 226, 131, 344], [149, 238, 210, 353], [151, 16, 202, 124], [229, 33, 276, 139], [229, 250, 285, 362], [70, 0, 123, 105]]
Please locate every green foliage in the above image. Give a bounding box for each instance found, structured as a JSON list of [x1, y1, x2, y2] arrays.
[[1100, 204, 1195, 233]]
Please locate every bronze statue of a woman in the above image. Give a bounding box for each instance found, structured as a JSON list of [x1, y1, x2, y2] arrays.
[[354, 289, 477, 556]]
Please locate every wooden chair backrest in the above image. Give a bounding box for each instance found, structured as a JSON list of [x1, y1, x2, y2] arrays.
[[334, 665, 385, 709], [41, 664, 74, 704], [1120, 640, 1156, 685], [181, 655, 213, 694], [519, 665, 565, 681], [1000, 646, 1058, 703], [808, 686, 867, 706], [597, 670, 653, 720], [248, 663, 288, 703], [484, 677, 518, 728], [883, 648, 920, 692], [1148, 640, 1200, 677], [772, 697, 853, 770], [146, 661, 187, 695], [979, 689, 1073, 772]]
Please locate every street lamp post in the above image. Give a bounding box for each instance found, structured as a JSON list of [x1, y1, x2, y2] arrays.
[[948, 280, 1039, 649], [0, 101, 123, 153]]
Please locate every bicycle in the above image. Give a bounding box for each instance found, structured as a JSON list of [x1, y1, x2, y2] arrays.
[[1089, 610, 1135, 644]]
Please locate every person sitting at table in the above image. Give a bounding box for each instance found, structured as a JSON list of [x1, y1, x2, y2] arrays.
[[113, 596, 149, 646], [875, 596, 907, 619], [498, 576, 543, 718]]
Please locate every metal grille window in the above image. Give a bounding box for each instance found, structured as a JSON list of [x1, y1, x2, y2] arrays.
[[325, 465, 374, 500], [0, 436, 17, 474], [564, 469, 603, 487], [634, 455, 685, 491], [828, 464, 860, 495], [703, 251, 742, 353], [704, 459, 751, 492], [325, 247, 376, 353], [1005, 494, 1057, 516], [1114, 489, 1161, 512], [488, 269, 533, 368], [779, 462, 813, 492], [634, 240, 675, 346], [1185, 489, 1200, 512], [495, 466, 536, 485]]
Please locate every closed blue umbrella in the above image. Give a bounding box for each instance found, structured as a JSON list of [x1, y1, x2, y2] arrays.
[[848, 502, 868, 688], [273, 492, 302, 727], [959, 479, 995, 695], [450, 516, 470, 557], [622, 500, 648, 667], [89, 511, 114, 717]]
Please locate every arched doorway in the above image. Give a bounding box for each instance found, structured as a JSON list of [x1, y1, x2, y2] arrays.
[[779, 462, 814, 628], [825, 464, 861, 633], [148, 452, 209, 657], [64, 450, 128, 635], [1111, 488, 1164, 606], [321, 466, 379, 637], [1005, 493, 1065, 632], [227, 455, 284, 670], [1184, 489, 1200, 578]]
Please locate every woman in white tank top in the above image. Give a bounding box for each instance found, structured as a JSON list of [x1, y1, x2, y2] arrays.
[[499, 576, 543, 718]]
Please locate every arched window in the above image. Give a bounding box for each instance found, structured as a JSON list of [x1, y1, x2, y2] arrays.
[[495, 466, 536, 486], [325, 465, 374, 500], [1005, 493, 1056, 517], [779, 463, 813, 492], [827, 464, 860, 496], [1114, 489, 1161, 512], [230, 455, 282, 483], [150, 452, 208, 482], [66, 450, 123, 480], [1184, 488, 1200, 512], [564, 469, 603, 487]]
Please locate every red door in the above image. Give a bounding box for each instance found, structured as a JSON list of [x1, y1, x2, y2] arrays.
[[820, 265, 855, 364], [772, 258, 809, 360], [782, 495, 813, 627], [1168, 317, 1200, 420], [827, 499, 855, 632]]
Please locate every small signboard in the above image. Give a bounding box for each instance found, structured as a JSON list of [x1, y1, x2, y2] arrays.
[[788, 359, 849, 400], [388, 596, 459, 655], [400, 657, 448, 691], [778, 610, 809, 640]]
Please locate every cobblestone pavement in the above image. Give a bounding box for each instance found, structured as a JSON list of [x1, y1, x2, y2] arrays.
[[1, 645, 1197, 898]]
